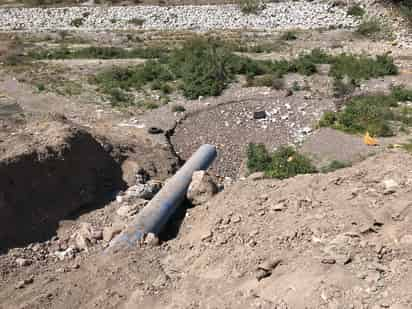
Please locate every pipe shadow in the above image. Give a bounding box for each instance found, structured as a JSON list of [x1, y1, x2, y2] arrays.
[[158, 199, 194, 242]]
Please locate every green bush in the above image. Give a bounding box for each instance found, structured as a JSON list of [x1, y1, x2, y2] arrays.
[[329, 53, 398, 81], [70, 17, 85, 27], [356, 18, 382, 38], [128, 18, 145, 26], [347, 4, 365, 17], [238, 0, 265, 14], [247, 144, 317, 179], [170, 39, 233, 99], [29, 46, 167, 60], [333, 78, 357, 98]]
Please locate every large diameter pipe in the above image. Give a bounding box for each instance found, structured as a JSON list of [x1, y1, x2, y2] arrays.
[[110, 144, 217, 247]]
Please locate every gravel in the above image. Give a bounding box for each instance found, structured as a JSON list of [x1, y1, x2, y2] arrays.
[[0, 1, 357, 31]]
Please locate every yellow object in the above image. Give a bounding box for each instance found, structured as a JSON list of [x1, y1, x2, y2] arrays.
[[364, 132, 379, 146]]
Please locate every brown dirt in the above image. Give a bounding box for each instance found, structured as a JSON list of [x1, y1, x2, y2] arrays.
[[1, 150, 412, 308], [0, 115, 125, 250]]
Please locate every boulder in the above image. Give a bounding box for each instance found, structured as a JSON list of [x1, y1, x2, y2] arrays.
[[187, 171, 218, 205]]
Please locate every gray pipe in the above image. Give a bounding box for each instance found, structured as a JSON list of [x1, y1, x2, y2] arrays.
[[110, 144, 217, 248]]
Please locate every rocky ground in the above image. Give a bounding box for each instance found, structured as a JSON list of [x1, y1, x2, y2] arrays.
[[1, 150, 412, 308], [2, 0, 412, 308], [0, 2, 356, 31]]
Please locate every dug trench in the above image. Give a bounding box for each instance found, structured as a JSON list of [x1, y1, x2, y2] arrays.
[[0, 113, 183, 252]]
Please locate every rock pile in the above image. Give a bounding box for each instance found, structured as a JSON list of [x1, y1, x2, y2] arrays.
[[0, 1, 357, 31]]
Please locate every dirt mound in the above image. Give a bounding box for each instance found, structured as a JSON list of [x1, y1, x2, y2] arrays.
[[0, 116, 125, 250], [1, 149, 412, 308]]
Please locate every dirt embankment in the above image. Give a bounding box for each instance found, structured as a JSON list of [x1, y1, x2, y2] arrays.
[[0, 116, 125, 250]]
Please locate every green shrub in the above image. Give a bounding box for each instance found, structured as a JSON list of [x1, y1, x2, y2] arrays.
[[245, 75, 282, 88], [321, 160, 352, 173], [247, 144, 317, 179], [347, 4, 365, 17], [356, 18, 382, 38], [128, 18, 145, 26], [238, 0, 265, 14], [36, 83, 46, 92], [391, 85, 412, 101], [333, 77, 357, 98], [264, 146, 317, 179], [170, 39, 233, 99], [29, 46, 167, 60], [319, 111, 338, 128], [246, 143, 272, 173], [70, 17, 85, 27], [329, 53, 398, 81], [319, 94, 398, 136]]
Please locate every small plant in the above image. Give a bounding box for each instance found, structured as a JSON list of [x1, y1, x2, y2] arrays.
[[356, 18, 382, 38], [347, 4, 365, 17], [321, 160, 351, 173], [280, 30, 298, 41], [36, 83, 46, 92], [333, 77, 357, 98], [70, 17, 85, 28], [291, 81, 301, 91], [246, 143, 317, 179], [110, 18, 118, 24], [128, 18, 145, 26], [171, 105, 186, 112], [238, 0, 265, 14]]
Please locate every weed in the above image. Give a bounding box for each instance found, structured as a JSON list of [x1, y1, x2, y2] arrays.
[[329, 53, 398, 81], [29, 46, 167, 60], [238, 0, 265, 14], [347, 4, 365, 17], [247, 143, 317, 179], [291, 81, 301, 91], [356, 18, 382, 38], [70, 17, 85, 28], [321, 160, 351, 173], [36, 83, 46, 92], [318, 87, 412, 137], [333, 77, 357, 98], [128, 18, 145, 26]]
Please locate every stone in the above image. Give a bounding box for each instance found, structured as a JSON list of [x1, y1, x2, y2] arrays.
[[125, 181, 161, 200], [121, 159, 142, 186], [103, 225, 123, 242], [247, 172, 265, 181], [16, 276, 34, 289], [54, 247, 75, 261], [382, 179, 398, 195], [15, 258, 31, 267], [144, 232, 160, 246], [116, 204, 139, 218], [271, 202, 286, 211], [187, 171, 218, 205], [321, 258, 336, 264], [74, 234, 91, 251]]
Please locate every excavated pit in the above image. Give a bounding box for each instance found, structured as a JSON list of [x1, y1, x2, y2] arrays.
[[0, 116, 126, 251]]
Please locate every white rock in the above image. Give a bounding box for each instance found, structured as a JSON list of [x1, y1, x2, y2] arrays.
[[15, 258, 31, 267], [187, 171, 218, 205]]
